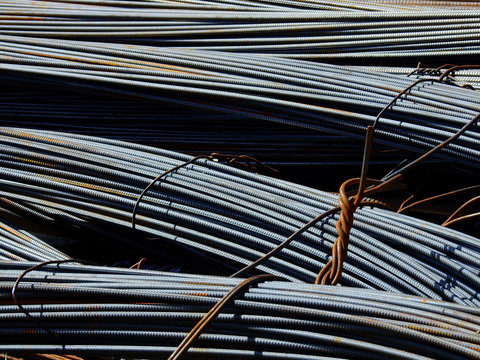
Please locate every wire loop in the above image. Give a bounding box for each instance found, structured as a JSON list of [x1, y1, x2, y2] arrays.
[[11, 259, 96, 346]]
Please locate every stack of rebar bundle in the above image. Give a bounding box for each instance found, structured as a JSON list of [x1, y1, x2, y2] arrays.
[[1, 1, 480, 359], [2, 260, 480, 359]]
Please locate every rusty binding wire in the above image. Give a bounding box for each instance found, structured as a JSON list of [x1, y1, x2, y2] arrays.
[[2, 355, 23, 360], [1, 355, 81, 360], [131, 153, 277, 232], [407, 62, 459, 78], [11, 259, 97, 345], [437, 65, 480, 82], [315, 78, 480, 285], [130, 257, 148, 269], [407, 62, 434, 77], [22, 355, 84, 360], [408, 63, 480, 89], [315, 125, 375, 285], [210, 153, 279, 175], [168, 274, 280, 360], [407, 63, 479, 89], [442, 196, 480, 228], [397, 184, 480, 228], [398, 185, 480, 214]]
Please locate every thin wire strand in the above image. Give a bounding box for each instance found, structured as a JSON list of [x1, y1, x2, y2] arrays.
[[168, 274, 280, 360]]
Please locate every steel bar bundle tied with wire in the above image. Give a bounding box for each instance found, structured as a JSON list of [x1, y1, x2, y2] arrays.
[[1, 37, 480, 169], [1, 1, 480, 360], [1, 128, 480, 305], [2, 260, 480, 359]]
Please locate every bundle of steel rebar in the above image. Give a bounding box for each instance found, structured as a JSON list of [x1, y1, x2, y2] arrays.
[[0, 85, 437, 169], [0, 214, 69, 262], [1, 1, 479, 63], [2, 260, 480, 359], [1, 37, 479, 169], [1, 127, 480, 304]]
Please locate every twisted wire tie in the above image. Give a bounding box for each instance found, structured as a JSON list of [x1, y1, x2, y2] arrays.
[[316, 77, 480, 285]]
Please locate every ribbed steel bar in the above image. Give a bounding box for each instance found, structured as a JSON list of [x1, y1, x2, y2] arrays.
[[1, 128, 479, 304]]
